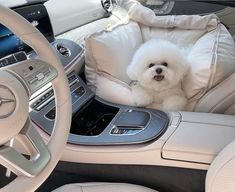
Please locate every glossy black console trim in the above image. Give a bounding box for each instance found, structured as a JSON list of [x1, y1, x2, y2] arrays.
[[30, 72, 95, 135], [68, 97, 169, 145]]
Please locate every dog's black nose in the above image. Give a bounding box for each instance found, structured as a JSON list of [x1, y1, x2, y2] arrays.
[[156, 68, 163, 74]]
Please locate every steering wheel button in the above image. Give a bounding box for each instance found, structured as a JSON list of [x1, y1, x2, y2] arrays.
[[43, 70, 51, 76], [36, 73, 45, 80], [29, 78, 37, 84]]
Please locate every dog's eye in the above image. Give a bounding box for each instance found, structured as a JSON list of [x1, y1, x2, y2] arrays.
[[148, 63, 155, 68], [162, 62, 168, 67]]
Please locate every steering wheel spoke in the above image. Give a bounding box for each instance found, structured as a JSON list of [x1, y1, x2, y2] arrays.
[[0, 119, 51, 178], [3, 59, 57, 96]]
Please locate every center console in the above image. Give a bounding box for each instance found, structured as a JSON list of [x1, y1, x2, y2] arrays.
[[29, 70, 235, 165], [69, 99, 168, 145], [30, 72, 169, 145], [29, 71, 235, 169]]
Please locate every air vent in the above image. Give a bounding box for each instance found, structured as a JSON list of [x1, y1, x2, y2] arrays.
[[56, 43, 71, 57], [101, 0, 113, 13]]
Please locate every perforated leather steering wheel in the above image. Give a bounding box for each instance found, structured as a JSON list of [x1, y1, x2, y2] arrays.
[[0, 5, 72, 192]]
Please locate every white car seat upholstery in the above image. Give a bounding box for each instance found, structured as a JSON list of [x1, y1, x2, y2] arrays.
[[53, 138, 235, 192], [206, 138, 235, 192], [85, 2, 235, 114], [53, 183, 157, 192]]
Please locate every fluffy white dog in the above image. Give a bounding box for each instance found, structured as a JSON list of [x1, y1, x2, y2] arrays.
[[127, 39, 188, 111]]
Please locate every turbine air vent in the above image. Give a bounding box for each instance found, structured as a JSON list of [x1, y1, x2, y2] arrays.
[[56, 43, 71, 57], [101, 0, 113, 13]]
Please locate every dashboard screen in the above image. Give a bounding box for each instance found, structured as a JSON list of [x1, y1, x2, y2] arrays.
[[0, 4, 54, 58]]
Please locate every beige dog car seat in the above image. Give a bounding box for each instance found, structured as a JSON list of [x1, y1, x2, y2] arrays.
[[85, 2, 235, 114]]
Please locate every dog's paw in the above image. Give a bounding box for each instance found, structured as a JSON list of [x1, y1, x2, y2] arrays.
[[131, 86, 153, 107], [162, 95, 187, 111]]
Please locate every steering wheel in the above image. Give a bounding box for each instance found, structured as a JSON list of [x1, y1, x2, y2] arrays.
[[0, 5, 72, 192]]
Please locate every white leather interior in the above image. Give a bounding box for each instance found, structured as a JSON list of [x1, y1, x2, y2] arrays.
[[57, 15, 121, 45], [2, 1, 235, 191], [53, 183, 157, 192], [206, 139, 235, 192], [85, 21, 142, 85], [194, 73, 235, 114], [0, 0, 29, 8], [225, 103, 235, 114], [129, 4, 218, 31], [28, 113, 206, 171], [84, 2, 235, 112], [20, 111, 232, 171], [45, 0, 106, 35], [163, 112, 235, 164], [54, 134, 235, 192], [116, 0, 139, 11]]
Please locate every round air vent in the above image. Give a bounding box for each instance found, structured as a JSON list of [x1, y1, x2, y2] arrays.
[[101, 0, 113, 13], [56, 43, 71, 57]]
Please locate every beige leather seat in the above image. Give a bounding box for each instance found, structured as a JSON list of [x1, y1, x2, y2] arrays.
[[53, 138, 235, 192], [53, 183, 156, 192]]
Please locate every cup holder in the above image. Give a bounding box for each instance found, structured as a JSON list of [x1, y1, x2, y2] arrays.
[[70, 99, 119, 136], [68, 98, 169, 145]]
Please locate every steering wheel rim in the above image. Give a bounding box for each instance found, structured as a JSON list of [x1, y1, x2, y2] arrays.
[[0, 5, 72, 192]]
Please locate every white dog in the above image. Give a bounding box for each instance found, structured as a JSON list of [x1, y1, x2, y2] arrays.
[[127, 39, 188, 111]]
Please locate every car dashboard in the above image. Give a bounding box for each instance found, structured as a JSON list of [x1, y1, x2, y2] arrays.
[[0, 4, 53, 60]]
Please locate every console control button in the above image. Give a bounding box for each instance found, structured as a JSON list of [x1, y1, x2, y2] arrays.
[[111, 127, 123, 134], [75, 86, 85, 96], [56, 43, 71, 57], [14, 51, 27, 62], [29, 77, 38, 84], [5, 59, 57, 94], [43, 70, 51, 76], [0, 51, 27, 67], [45, 108, 56, 120], [110, 127, 143, 135], [31, 89, 54, 111], [68, 74, 78, 85], [71, 86, 85, 103], [31, 72, 83, 114], [36, 73, 45, 80]]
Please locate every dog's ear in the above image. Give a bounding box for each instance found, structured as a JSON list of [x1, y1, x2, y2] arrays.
[[127, 43, 148, 80], [127, 62, 139, 80]]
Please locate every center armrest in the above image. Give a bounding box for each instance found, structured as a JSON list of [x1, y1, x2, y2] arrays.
[[162, 112, 235, 164]]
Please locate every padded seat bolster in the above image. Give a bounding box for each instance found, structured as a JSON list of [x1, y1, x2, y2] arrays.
[[52, 182, 157, 192]]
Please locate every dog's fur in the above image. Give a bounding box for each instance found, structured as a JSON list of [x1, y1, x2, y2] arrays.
[[127, 39, 188, 111]]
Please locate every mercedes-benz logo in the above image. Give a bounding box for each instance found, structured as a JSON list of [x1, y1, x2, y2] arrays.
[[0, 86, 16, 119]]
